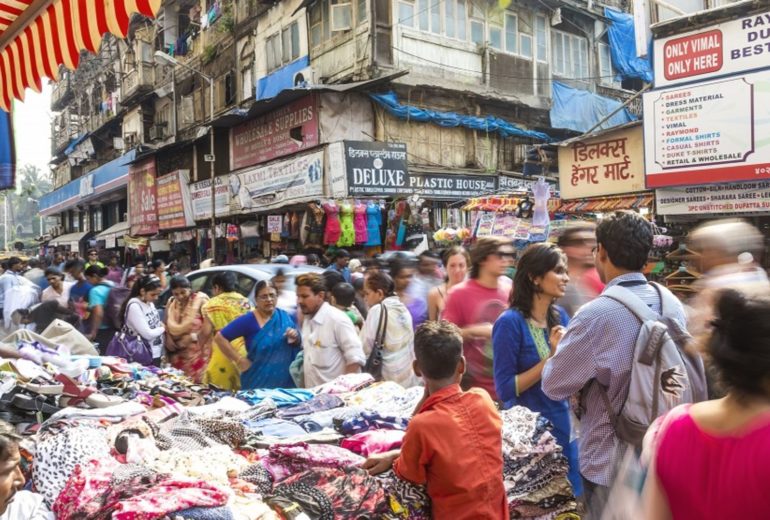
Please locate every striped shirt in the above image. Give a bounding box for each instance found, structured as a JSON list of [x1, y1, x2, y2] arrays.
[[542, 272, 687, 486]]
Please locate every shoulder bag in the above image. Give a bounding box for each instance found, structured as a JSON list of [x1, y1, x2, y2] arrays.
[[105, 301, 153, 365], [363, 302, 388, 381]]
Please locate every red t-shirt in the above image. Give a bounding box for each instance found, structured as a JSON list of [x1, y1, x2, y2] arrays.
[[442, 278, 511, 400], [394, 384, 508, 520]]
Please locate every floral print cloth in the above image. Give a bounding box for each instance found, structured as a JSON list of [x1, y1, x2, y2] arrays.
[[52, 458, 230, 520]]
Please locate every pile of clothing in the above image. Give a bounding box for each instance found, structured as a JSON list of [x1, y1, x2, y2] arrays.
[[0, 338, 576, 519], [500, 407, 579, 519]]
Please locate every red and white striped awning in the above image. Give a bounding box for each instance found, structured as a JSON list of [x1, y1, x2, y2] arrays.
[[0, 0, 161, 111]]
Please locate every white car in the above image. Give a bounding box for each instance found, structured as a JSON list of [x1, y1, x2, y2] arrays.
[[157, 263, 324, 316]]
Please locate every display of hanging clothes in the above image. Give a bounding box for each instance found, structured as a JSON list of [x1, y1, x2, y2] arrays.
[[290, 212, 300, 240], [337, 201, 356, 247], [353, 201, 368, 244], [395, 201, 408, 248], [281, 213, 291, 240], [365, 201, 382, 247], [306, 203, 325, 246], [323, 201, 342, 245]]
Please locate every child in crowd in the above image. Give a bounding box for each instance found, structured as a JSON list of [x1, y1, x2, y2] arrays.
[[361, 320, 509, 519], [331, 282, 364, 331]]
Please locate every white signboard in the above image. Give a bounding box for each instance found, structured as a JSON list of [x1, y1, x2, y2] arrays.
[[191, 176, 232, 220], [656, 180, 770, 215], [653, 9, 770, 87], [643, 70, 770, 188], [267, 215, 283, 233], [229, 150, 324, 214]]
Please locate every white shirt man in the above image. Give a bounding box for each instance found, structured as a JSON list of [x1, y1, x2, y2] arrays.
[[296, 274, 365, 388]]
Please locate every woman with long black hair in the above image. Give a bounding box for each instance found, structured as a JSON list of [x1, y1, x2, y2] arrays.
[[492, 242, 581, 495], [119, 275, 165, 366]]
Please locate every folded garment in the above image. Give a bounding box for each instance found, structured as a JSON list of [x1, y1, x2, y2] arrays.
[[235, 388, 314, 408], [313, 373, 374, 394], [294, 405, 369, 433], [276, 394, 344, 420], [244, 417, 307, 438], [187, 396, 252, 416], [42, 401, 146, 428], [341, 429, 405, 457], [339, 411, 410, 435]]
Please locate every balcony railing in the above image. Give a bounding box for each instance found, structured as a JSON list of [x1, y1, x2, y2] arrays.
[[51, 75, 73, 111], [122, 62, 155, 102]]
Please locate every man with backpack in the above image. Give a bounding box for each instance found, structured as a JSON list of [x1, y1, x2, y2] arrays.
[[542, 211, 707, 519]]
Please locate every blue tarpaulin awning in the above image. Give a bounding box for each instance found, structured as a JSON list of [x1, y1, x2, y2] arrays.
[[550, 82, 636, 133], [370, 91, 551, 141], [605, 8, 653, 83]]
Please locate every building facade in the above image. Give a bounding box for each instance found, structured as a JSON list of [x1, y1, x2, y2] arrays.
[[40, 0, 641, 261]]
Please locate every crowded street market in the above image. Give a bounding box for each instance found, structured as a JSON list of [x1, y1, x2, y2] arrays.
[[0, 0, 766, 519]]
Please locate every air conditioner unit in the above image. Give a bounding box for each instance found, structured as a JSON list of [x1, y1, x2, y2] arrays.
[[293, 67, 315, 88]]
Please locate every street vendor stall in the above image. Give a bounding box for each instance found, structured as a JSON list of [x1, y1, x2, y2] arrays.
[[0, 337, 578, 519]]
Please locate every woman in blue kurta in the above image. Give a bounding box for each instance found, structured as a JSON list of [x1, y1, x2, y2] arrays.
[[214, 280, 300, 389], [492, 242, 582, 495]]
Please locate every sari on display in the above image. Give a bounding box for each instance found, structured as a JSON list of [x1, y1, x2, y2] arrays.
[[165, 292, 210, 383], [241, 308, 300, 390], [202, 292, 251, 390]]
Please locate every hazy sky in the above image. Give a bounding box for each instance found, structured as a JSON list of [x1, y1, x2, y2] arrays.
[[13, 83, 52, 178]]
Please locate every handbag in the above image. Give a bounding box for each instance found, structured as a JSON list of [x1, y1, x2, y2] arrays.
[[363, 302, 388, 381], [105, 302, 153, 365]]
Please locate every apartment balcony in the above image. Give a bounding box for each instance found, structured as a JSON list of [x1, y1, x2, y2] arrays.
[[51, 108, 81, 156], [121, 62, 156, 104], [51, 73, 73, 111], [85, 108, 120, 134]]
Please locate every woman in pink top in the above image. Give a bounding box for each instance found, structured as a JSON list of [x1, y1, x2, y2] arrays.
[[643, 289, 770, 519]]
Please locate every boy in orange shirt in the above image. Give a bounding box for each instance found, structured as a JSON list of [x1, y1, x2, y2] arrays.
[[362, 320, 509, 519]]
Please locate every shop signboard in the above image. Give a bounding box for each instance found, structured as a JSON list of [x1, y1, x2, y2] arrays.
[[559, 125, 644, 199], [643, 69, 770, 188], [653, 9, 770, 88], [157, 170, 195, 230], [499, 174, 559, 197], [655, 180, 770, 215], [230, 150, 325, 214], [230, 95, 319, 170], [128, 157, 158, 236], [343, 140, 495, 199], [344, 141, 409, 196], [191, 176, 232, 220], [409, 172, 497, 199], [267, 215, 283, 233]]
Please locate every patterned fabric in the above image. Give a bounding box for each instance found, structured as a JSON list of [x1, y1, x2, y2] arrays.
[[542, 272, 687, 486], [339, 411, 410, 435], [202, 292, 252, 391], [378, 470, 432, 520], [263, 443, 365, 482], [147, 445, 250, 486], [271, 483, 334, 520], [239, 464, 274, 495], [336, 201, 355, 247], [33, 424, 111, 506], [166, 292, 210, 383], [276, 466, 391, 518], [52, 458, 229, 520]]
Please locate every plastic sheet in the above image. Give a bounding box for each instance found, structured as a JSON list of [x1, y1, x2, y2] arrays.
[[370, 91, 551, 141], [605, 8, 653, 83], [550, 82, 636, 133]]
